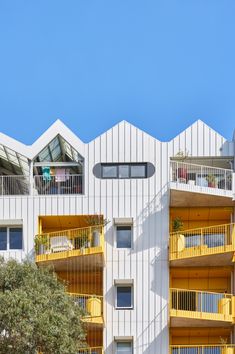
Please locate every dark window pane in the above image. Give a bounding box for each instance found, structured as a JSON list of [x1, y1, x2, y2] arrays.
[[102, 165, 117, 178], [117, 286, 132, 308], [0, 227, 7, 250], [130, 165, 146, 178], [118, 165, 129, 178], [117, 342, 132, 354], [117, 226, 132, 248], [9, 228, 23, 250]]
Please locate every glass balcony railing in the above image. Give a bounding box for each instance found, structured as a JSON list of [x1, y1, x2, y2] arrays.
[[170, 288, 233, 321], [35, 225, 104, 259], [170, 345, 235, 354], [170, 161, 233, 192], [170, 223, 235, 261]]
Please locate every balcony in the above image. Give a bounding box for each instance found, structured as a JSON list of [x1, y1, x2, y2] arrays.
[[33, 174, 83, 195], [35, 225, 104, 271], [70, 293, 104, 327], [0, 175, 30, 195], [170, 288, 234, 327], [77, 348, 103, 354], [169, 223, 235, 267], [170, 161, 234, 207], [170, 345, 235, 354]]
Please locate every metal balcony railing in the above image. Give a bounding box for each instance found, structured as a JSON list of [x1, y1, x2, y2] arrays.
[[69, 293, 103, 320], [35, 225, 104, 257], [169, 223, 235, 261], [0, 175, 30, 195], [170, 288, 233, 318], [77, 348, 103, 354], [33, 174, 83, 195], [170, 345, 235, 354], [170, 161, 233, 191]]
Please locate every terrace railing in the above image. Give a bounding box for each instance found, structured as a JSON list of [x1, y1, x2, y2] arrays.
[[69, 293, 103, 319], [170, 288, 233, 319], [169, 223, 235, 261], [170, 345, 235, 354], [77, 348, 103, 354], [35, 225, 104, 257], [170, 161, 233, 191], [0, 175, 30, 195], [33, 174, 83, 195]]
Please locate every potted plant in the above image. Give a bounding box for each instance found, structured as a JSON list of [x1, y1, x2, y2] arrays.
[[34, 234, 49, 255], [174, 151, 189, 181], [206, 174, 217, 188], [172, 217, 184, 232], [172, 217, 185, 253], [84, 215, 110, 247]]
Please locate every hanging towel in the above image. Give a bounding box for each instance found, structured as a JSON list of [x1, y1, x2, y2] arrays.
[[55, 168, 66, 182], [42, 167, 51, 181]]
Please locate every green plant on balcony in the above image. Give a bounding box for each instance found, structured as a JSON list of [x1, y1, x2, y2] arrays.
[[84, 214, 110, 227], [172, 217, 184, 232], [34, 234, 49, 254]]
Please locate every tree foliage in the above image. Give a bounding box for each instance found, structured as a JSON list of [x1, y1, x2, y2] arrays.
[[0, 258, 86, 354]]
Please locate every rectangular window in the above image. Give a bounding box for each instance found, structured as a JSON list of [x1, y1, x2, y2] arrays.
[[116, 342, 133, 354], [116, 286, 133, 309], [118, 165, 130, 179], [130, 164, 146, 178], [102, 165, 118, 178], [116, 226, 132, 248], [0, 227, 23, 251]]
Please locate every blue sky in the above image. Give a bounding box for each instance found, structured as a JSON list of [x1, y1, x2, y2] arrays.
[[0, 1, 235, 144]]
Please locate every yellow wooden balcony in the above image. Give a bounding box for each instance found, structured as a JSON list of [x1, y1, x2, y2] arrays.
[[35, 225, 104, 271], [77, 348, 103, 354], [69, 293, 104, 327], [170, 345, 235, 354], [169, 223, 235, 267], [170, 288, 234, 327]]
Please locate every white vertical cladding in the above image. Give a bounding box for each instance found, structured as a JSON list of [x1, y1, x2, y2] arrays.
[[0, 119, 234, 354]]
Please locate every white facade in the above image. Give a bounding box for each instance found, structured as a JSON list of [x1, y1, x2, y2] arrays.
[[0, 119, 234, 353]]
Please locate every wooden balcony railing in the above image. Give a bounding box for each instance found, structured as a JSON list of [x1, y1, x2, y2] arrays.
[[170, 223, 235, 261]]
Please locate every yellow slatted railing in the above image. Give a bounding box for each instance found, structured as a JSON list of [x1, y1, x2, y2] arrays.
[[77, 347, 103, 354], [170, 223, 235, 261], [35, 225, 104, 256], [170, 345, 235, 354], [69, 293, 103, 318], [170, 288, 233, 318]]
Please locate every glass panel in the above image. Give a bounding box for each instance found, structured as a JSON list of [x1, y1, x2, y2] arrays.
[[0, 227, 7, 250], [117, 286, 132, 308], [118, 165, 130, 178], [117, 342, 132, 354], [102, 165, 118, 178], [117, 226, 132, 248], [130, 165, 146, 178], [9, 228, 23, 250]]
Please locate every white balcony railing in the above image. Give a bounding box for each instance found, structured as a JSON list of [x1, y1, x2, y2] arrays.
[[0, 175, 30, 195], [34, 174, 83, 195], [170, 161, 233, 192]]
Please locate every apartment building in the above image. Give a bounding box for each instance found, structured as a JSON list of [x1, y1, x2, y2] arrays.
[[0, 119, 235, 354]]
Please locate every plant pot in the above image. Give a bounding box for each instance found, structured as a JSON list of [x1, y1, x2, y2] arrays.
[[208, 182, 216, 188], [177, 167, 187, 180]]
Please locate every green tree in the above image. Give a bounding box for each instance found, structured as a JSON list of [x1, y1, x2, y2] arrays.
[[0, 258, 86, 354]]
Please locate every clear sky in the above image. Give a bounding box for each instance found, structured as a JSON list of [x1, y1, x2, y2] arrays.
[[0, 1, 235, 144]]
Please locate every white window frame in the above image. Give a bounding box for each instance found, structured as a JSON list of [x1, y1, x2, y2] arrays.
[[0, 226, 23, 251], [116, 284, 134, 310], [115, 225, 133, 249]]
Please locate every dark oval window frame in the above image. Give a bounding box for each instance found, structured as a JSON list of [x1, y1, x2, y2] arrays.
[[93, 162, 155, 179]]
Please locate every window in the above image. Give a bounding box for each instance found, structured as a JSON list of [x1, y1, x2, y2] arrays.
[[116, 285, 133, 309], [116, 226, 132, 248], [116, 342, 133, 354], [101, 163, 147, 179], [0, 227, 23, 251]]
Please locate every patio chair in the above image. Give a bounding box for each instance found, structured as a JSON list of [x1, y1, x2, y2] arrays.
[[50, 236, 73, 253]]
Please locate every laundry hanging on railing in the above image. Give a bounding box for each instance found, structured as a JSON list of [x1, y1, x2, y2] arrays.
[[42, 167, 51, 181], [55, 168, 70, 182]]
